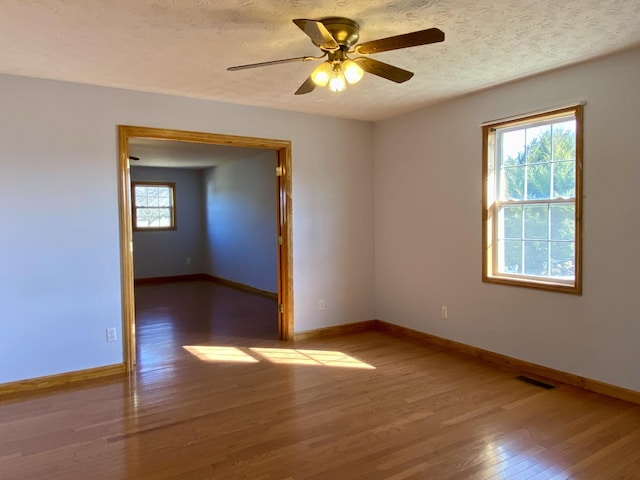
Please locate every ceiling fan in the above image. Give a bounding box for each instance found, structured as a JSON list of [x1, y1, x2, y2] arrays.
[[227, 17, 444, 95]]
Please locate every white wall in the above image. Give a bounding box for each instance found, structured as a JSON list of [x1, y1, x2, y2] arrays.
[[203, 151, 278, 293], [0, 75, 374, 384], [374, 47, 640, 392], [131, 166, 205, 279], [5, 48, 635, 392]]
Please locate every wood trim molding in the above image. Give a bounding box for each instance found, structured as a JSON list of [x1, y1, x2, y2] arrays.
[[277, 143, 294, 341], [205, 275, 278, 300], [134, 274, 211, 285], [482, 105, 583, 295], [134, 274, 277, 299], [118, 125, 294, 369], [0, 364, 126, 397], [374, 320, 640, 405], [118, 127, 136, 373], [5, 319, 636, 406], [294, 320, 379, 341], [297, 319, 638, 404]]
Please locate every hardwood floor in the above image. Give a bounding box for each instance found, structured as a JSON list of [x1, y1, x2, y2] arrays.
[[1, 280, 639, 479]]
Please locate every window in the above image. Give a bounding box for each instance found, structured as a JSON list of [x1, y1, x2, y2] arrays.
[[132, 181, 176, 230], [482, 105, 583, 294]]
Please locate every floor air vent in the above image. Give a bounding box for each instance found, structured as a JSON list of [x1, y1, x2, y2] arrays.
[[516, 375, 556, 390]]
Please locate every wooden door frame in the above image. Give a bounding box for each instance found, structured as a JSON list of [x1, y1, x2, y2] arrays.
[[117, 125, 293, 372]]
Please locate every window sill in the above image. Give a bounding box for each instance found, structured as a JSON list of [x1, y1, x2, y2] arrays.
[[483, 274, 581, 295], [133, 227, 177, 232]]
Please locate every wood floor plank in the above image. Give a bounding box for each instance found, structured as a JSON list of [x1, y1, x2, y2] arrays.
[[1, 280, 639, 479]]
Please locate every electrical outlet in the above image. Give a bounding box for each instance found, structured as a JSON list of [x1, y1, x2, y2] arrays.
[[106, 327, 117, 343], [441, 306, 448, 319], [186, 257, 192, 265], [318, 299, 325, 311]]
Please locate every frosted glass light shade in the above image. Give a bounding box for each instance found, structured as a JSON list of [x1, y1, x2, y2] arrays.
[[329, 64, 346, 92], [311, 62, 332, 86], [342, 59, 364, 84]]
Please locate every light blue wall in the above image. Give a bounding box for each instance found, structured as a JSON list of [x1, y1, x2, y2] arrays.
[[12, 47, 638, 391], [203, 151, 278, 293], [131, 166, 205, 279], [131, 158, 278, 292], [0, 73, 375, 384], [374, 47, 640, 392]]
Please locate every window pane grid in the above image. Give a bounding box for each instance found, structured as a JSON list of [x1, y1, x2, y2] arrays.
[[484, 105, 581, 292], [491, 111, 578, 285], [496, 202, 575, 280], [132, 182, 176, 230], [497, 116, 575, 201]]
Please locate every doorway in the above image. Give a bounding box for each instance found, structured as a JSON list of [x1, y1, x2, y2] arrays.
[[117, 125, 293, 372]]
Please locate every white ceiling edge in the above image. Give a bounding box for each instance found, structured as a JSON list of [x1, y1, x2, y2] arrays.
[[129, 139, 273, 169], [1, 0, 639, 121]]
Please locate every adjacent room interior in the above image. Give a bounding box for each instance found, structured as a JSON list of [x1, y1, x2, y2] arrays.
[[128, 138, 282, 370], [1, 1, 639, 478]]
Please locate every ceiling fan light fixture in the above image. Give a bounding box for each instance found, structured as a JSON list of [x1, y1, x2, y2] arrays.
[[328, 63, 346, 92], [228, 17, 444, 95], [310, 61, 332, 86], [342, 59, 364, 84]]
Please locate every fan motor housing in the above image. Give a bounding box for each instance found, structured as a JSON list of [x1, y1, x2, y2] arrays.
[[320, 17, 360, 48]]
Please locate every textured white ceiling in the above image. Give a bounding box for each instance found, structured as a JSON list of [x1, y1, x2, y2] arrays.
[[129, 138, 271, 169], [1, 0, 639, 121]]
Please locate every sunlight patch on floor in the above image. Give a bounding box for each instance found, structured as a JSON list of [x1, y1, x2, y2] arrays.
[[251, 348, 376, 369], [183, 346, 375, 369], [183, 346, 260, 363]]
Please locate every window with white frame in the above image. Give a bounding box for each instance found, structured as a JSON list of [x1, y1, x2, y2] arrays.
[[132, 181, 176, 231], [482, 105, 583, 294]]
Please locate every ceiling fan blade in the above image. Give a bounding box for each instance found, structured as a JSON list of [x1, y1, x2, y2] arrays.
[[293, 19, 340, 50], [355, 28, 444, 55], [294, 76, 317, 95], [353, 57, 414, 83], [227, 56, 316, 71]]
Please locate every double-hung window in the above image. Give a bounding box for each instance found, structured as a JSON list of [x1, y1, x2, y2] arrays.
[[482, 105, 583, 294], [132, 181, 176, 231]]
